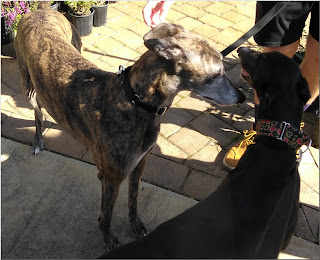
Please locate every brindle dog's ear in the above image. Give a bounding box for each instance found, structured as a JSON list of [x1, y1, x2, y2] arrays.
[[143, 23, 187, 61], [144, 38, 187, 61], [297, 74, 311, 104], [143, 23, 185, 41]]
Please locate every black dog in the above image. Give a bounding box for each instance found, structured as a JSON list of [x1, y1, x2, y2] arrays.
[[98, 47, 311, 258]]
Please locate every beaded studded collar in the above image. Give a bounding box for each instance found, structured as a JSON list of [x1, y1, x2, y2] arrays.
[[256, 119, 311, 151]]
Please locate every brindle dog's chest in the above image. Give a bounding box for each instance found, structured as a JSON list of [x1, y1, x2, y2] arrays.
[[44, 74, 161, 173], [96, 113, 159, 173]]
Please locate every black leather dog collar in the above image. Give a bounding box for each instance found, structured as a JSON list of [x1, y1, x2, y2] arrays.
[[256, 119, 310, 151], [118, 65, 168, 116]]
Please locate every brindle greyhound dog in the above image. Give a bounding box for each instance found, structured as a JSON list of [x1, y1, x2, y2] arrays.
[[14, 3, 245, 250]]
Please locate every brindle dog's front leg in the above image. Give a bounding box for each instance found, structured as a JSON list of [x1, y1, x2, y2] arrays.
[[28, 91, 44, 155], [97, 171, 123, 251], [128, 155, 148, 238]]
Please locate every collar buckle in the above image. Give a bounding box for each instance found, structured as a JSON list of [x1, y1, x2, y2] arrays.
[[156, 106, 168, 115], [132, 94, 141, 104], [117, 65, 125, 76], [277, 121, 291, 141]]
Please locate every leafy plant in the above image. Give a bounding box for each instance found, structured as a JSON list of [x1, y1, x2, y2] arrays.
[[91, 1, 108, 6], [64, 1, 93, 16], [1, 1, 39, 33]]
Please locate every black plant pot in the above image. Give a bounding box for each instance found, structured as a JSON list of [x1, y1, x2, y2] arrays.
[[2, 30, 15, 45], [69, 8, 94, 36], [91, 2, 108, 27], [1, 18, 15, 45]]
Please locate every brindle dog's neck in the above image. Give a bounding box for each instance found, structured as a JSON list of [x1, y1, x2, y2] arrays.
[[129, 51, 181, 112]]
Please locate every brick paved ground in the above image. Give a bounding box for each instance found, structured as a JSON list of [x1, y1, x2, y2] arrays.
[[1, 0, 319, 250]]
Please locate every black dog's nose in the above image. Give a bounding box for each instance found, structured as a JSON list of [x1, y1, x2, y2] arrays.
[[237, 47, 251, 55]]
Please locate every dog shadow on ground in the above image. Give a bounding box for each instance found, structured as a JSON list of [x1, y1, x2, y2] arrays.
[[2, 92, 318, 202], [1, 94, 255, 201], [2, 51, 318, 200], [1, 51, 255, 202], [2, 112, 319, 253]]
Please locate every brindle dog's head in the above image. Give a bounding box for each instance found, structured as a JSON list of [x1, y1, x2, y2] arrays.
[[143, 23, 245, 105], [237, 47, 310, 125]]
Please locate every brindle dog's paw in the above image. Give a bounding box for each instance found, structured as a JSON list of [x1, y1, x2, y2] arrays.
[[104, 233, 122, 251], [32, 139, 43, 155], [33, 146, 42, 155], [130, 216, 148, 239]]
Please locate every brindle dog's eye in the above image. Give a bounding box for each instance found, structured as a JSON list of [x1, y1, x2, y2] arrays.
[[212, 72, 220, 78]]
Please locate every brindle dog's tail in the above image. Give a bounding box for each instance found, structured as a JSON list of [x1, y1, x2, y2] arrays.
[[37, 1, 51, 10]]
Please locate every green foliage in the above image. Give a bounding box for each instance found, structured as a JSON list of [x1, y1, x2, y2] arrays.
[[91, 1, 107, 7], [64, 1, 93, 16]]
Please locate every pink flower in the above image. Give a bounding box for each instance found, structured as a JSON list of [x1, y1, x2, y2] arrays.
[[7, 11, 16, 22], [19, 1, 25, 10], [14, 5, 22, 14]]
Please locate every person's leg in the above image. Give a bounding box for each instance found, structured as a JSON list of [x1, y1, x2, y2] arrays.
[[303, 1, 320, 110], [263, 39, 300, 58], [253, 1, 315, 106], [300, 33, 319, 109], [261, 34, 319, 110], [224, 2, 314, 170]]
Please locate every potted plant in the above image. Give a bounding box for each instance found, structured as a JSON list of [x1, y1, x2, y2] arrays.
[[91, 1, 108, 27], [64, 1, 94, 36], [1, 1, 38, 45]]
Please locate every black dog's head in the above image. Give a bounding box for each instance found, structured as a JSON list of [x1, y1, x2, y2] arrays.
[[143, 23, 245, 105], [238, 47, 310, 125]]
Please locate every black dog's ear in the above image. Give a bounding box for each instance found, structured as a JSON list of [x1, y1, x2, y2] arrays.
[[297, 75, 311, 104], [254, 79, 279, 108], [143, 23, 187, 61], [254, 79, 267, 103]]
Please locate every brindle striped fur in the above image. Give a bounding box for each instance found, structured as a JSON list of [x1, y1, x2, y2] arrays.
[[14, 3, 244, 251]]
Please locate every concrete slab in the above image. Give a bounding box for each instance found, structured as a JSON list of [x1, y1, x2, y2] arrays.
[[2, 137, 319, 259], [1, 138, 196, 259], [279, 236, 319, 259]]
